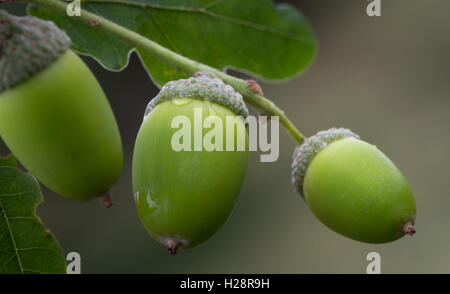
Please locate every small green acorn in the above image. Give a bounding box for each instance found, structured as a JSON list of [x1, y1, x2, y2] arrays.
[[0, 11, 123, 205], [292, 128, 416, 243], [133, 72, 249, 254]]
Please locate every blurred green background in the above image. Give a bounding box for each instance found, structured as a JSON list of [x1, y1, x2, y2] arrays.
[[1, 0, 449, 273]]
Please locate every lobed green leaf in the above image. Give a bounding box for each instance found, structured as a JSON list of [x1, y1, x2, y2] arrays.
[[0, 155, 66, 274], [29, 0, 317, 86]]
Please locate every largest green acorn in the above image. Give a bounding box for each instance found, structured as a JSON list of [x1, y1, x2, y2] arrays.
[[0, 11, 123, 204], [133, 72, 249, 254], [292, 128, 416, 243]]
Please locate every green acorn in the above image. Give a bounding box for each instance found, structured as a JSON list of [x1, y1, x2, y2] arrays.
[[133, 72, 249, 254], [0, 11, 123, 205], [292, 128, 416, 243]]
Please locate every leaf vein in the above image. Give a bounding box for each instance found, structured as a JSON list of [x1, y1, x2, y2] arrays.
[[17, 246, 60, 253], [23, 268, 49, 274], [89, 5, 125, 65], [0, 200, 24, 273], [145, 8, 179, 53], [0, 191, 34, 198], [0, 254, 17, 272]]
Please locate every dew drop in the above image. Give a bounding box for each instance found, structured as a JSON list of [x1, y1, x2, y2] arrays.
[[146, 192, 159, 210], [171, 98, 192, 106]]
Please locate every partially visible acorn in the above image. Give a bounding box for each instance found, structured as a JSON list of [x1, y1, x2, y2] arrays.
[[292, 128, 416, 243], [0, 10, 123, 204]]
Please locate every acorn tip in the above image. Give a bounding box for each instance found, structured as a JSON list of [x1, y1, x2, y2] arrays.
[[99, 192, 113, 208], [404, 222, 416, 236], [166, 239, 178, 255]]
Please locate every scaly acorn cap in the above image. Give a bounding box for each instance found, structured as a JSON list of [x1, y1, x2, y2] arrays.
[[292, 128, 360, 197], [144, 72, 249, 119], [0, 10, 71, 92]]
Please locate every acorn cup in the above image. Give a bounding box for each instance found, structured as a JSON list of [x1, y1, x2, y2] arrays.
[[132, 72, 249, 254], [291, 128, 416, 243], [0, 11, 123, 205]]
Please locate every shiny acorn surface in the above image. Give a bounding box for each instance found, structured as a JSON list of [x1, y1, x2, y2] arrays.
[[133, 98, 249, 253], [0, 50, 123, 202], [303, 138, 416, 243]]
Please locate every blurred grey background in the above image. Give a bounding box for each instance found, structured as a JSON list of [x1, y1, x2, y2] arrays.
[[1, 0, 449, 273]]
